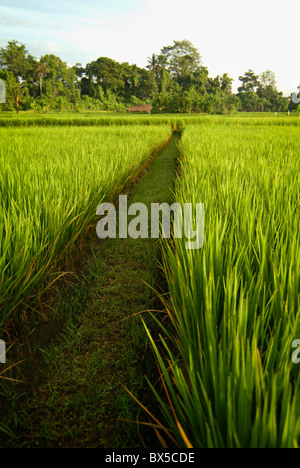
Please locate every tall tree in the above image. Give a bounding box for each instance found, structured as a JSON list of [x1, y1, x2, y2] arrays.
[[137, 70, 158, 100], [1, 71, 25, 113], [161, 40, 202, 80], [86, 57, 125, 96], [238, 70, 260, 93], [38, 54, 79, 103], [34, 61, 50, 96], [0, 40, 36, 81], [260, 70, 277, 89], [220, 73, 234, 94], [146, 54, 159, 78]]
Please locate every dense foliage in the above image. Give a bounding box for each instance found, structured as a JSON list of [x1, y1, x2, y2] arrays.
[[0, 40, 292, 114]]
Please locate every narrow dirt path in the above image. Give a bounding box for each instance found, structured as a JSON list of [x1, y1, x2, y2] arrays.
[[3, 133, 180, 448]]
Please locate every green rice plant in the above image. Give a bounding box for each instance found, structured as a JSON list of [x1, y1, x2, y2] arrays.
[[0, 114, 205, 128], [0, 125, 171, 329], [146, 123, 300, 448], [0, 113, 299, 129]]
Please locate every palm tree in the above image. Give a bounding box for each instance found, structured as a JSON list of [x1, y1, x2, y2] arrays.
[[128, 64, 140, 90], [146, 54, 159, 78], [35, 62, 50, 97]]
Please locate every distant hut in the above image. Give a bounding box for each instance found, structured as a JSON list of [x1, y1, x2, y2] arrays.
[[129, 104, 152, 114]]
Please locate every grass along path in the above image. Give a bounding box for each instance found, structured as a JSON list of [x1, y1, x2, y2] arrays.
[[1, 133, 180, 448]]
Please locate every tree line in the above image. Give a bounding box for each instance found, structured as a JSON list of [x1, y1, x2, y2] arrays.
[[0, 39, 294, 114]]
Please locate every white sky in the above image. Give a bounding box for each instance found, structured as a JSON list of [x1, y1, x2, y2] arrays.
[[0, 0, 299, 94]]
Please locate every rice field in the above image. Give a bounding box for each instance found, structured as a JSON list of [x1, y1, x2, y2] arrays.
[[148, 122, 300, 448], [0, 125, 171, 328], [0, 114, 299, 448], [0, 113, 299, 129]]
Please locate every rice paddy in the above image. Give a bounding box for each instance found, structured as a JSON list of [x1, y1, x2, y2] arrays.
[[0, 114, 299, 448], [148, 122, 300, 448], [0, 125, 171, 328]]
